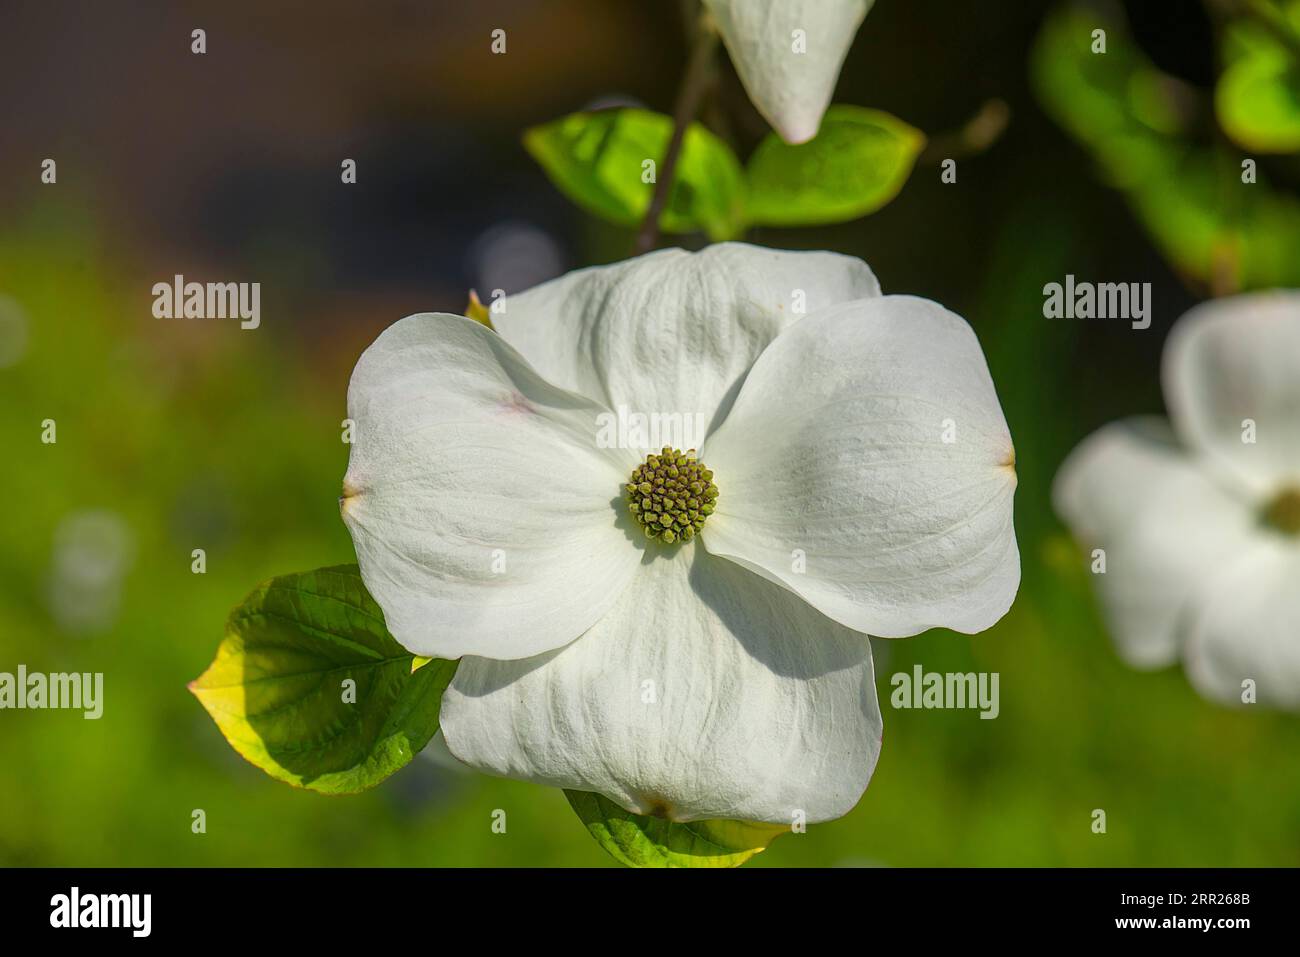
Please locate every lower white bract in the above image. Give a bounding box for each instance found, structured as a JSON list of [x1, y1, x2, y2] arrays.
[[1055, 291, 1300, 709], [341, 243, 1019, 824]]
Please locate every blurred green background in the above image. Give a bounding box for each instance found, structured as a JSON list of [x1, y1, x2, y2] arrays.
[[2, 0, 1298, 866]]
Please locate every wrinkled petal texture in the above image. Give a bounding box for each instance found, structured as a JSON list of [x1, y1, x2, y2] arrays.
[[490, 243, 880, 442], [702, 0, 874, 143], [702, 295, 1019, 638], [1163, 291, 1300, 497], [440, 544, 883, 824], [1052, 418, 1259, 668], [342, 313, 641, 661]]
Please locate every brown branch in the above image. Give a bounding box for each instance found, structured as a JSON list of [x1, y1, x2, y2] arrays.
[[920, 99, 1012, 165], [633, 13, 719, 255]]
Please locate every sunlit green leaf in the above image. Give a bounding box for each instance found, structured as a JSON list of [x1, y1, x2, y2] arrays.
[[1216, 11, 1300, 153], [744, 106, 925, 226], [565, 789, 786, 868], [1033, 2, 1300, 290], [1217, 60, 1300, 153], [1032, 4, 1194, 187], [190, 565, 455, 794], [524, 108, 747, 240], [1129, 147, 1300, 289]]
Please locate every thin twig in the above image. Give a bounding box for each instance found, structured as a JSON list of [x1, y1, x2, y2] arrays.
[[633, 14, 719, 255], [920, 99, 1012, 165]]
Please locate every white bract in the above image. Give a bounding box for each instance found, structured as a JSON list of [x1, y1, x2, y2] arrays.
[[1055, 292, 1300, 709], [702, 0, 875, 144], [341, 243, 1019, 824]]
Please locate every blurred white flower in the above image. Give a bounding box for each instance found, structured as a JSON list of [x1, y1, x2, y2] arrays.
[[341, 243, 1018, 823], [468, 221, 564, 297], [702, 0, 875, 143], [1055, 292, 1300, 708], [47, 510, 135, 635]]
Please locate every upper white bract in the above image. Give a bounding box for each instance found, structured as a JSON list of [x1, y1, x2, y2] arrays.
[[342, 243, 1019, 824], [1054, 291, 1300, 708], [702, 0, 875, 144]]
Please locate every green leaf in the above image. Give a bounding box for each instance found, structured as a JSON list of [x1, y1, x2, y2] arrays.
[[1127, 146, 1300, 289], [1031, 4, 1194, 186], [1216, 10, 1300, 153], [1217, 58, 1300, 153], [1032, 2, 1300, 290], [524, 108, 747, 240], [190, 564, 456, 794], [744, 106, 925, 227], [565, 790, 786, 868]]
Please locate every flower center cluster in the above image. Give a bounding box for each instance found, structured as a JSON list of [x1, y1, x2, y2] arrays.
[[626, 447, 718, 544], [1263, 487, 1300, 535]]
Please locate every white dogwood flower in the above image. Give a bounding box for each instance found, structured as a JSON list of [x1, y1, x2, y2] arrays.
[[341, 243, 1019, 823], [702, 0, 875, 144], [1055, 292, 1300, 708]]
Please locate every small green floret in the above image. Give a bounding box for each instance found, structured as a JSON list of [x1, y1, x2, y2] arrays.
[[626, 447, 719, 544]]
